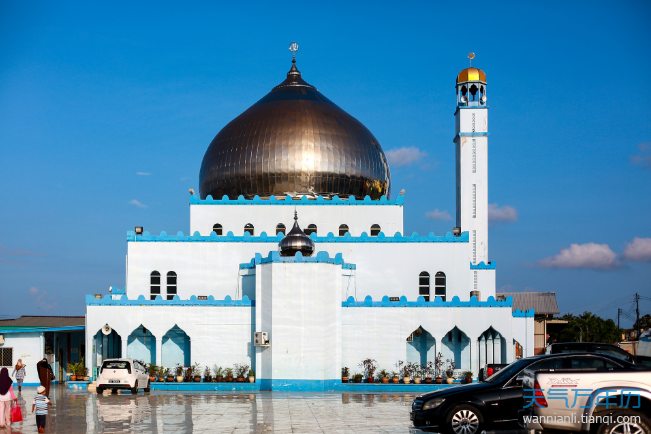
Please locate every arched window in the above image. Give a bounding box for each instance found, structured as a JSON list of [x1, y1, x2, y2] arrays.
[[435, 272, 446, 301], [419, 272, 430, 301], [305, 224, 317, 236], [276, 223, 286, 235], [470, 84, 478, 101], [213, 224, 223, 236], [150, 271, 161, 300], [166, 272, 177, 300], [244, 223, 254, 236], [339, 224, 349, 237], [370, 224, 381, 236]]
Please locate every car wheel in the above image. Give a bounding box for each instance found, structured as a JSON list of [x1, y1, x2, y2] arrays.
[[144, 380, 150, 393], [596, 410, 651, 434], [111, 388, 118, 394], [96, 387, 104, 394], [131, 381, 138, 395], [445, 404, 484, 434]]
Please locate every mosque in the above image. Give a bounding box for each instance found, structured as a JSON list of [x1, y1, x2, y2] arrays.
[[84, 48, 534, 391]]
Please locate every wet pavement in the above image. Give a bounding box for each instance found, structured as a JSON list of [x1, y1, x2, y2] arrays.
[[2, 385, 427, 433]]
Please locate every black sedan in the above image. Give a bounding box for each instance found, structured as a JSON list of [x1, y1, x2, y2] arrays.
[[410, 353, 637, 433]]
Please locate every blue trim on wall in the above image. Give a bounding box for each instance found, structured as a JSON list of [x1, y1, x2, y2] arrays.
[[239, 251, 356, 270], [127, 230, 469, 244], [458, 132, 490, 136], [86, 294, 255, 307], [152, 382, 261, 391], [512, 309, 535, 318], [189, 194, 404, 206], [0, 326, 85, 334], [470, 261, 496, 270], [342, 295, 513, 308], [150, 381, 466, 392]]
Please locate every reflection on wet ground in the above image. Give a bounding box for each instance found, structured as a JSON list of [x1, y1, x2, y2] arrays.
[[2, 386, 426, 433]]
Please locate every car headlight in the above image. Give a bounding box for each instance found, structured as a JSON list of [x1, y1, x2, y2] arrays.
[[422, 399, 445, 411]]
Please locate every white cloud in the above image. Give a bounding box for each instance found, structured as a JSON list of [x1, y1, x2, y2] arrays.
[[136, 172, 151, 176], [621, 237, 651, 262], [425, 209, 452, 221], [488, 203, 518, 224], [28, 286, 57, 310], [537, 243, 623, 270], [385, 147, 428, 167], [631, 143, 651, 169], [129, 199, 148, 208], [0, 243, 46, 257]]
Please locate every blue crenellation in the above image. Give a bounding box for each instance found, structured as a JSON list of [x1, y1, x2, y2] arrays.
[[238, 251, 356, 269], [512, 309, 535, 318], [189, 194, 404, 206], [342, 295, 513, 308], [127, 230, 469, 243], [469, 261, 496, 269], [86, 294, 254, 307]]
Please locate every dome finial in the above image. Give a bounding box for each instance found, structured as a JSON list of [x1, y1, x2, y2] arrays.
[[468, 52, 475, 67], [289, 42, 299, 63]]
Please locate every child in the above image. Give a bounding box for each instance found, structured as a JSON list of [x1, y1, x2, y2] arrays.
[[31, 386, 51, 433]]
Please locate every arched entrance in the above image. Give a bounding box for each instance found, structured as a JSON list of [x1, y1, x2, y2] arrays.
[[162, 325, 191, 367], [406, 326, 436, 366], [127, 324, 156, 364], [442, 326, 471, 370]]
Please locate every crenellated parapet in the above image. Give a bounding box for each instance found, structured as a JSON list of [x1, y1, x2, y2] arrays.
[[342, 295, 512, 307], [239, 251, 356, 270], [190, 194, 404, 206], [127, 230, 468, 243], [86, 294, 254, 306]]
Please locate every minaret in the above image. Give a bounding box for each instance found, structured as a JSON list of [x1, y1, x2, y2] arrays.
[[455, 53, 489, 276]]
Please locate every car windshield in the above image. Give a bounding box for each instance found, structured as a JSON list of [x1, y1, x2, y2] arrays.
[[484, 359, 533, 383], [102, 361, 130, 370]]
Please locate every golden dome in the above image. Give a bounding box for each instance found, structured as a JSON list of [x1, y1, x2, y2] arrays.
[[456, 67, 486, 84]]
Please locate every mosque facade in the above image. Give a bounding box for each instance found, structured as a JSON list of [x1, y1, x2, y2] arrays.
[[84, 53, 534, 391]]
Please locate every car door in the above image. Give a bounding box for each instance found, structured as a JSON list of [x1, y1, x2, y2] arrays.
[[496, 357, 565, 423]]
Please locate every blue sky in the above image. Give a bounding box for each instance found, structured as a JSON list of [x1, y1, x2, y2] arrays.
[[1, 1, 650, 322]]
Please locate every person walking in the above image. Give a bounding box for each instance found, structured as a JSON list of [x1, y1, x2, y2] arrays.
[[36, 358, 54, 398], [32, 386, 51, 434], [0, 368, 18, 428], [12, 359, 26, 392]]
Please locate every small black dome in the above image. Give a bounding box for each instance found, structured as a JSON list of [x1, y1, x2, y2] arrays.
[[278, 212, 315, 257]]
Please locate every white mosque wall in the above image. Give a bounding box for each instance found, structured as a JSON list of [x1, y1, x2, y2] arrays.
[[190, 202, 404, 237], [340, 305, 517, 379], [255, 261, 342, 383], [125, 240, 475, 302], [85, 305, 254, 373], [512, 315, 535, 359]]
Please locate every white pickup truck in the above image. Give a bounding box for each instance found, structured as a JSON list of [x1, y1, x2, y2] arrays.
[[520, 368, 651, 434]]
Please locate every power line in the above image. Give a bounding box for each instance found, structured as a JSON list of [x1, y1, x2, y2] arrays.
[[562, 295, 637, 315]]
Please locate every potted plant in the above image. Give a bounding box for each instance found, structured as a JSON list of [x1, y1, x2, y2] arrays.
[[149, 364, 158, 383], [175, 364, 184, 382], [164, 368, 173, 382], [445, 359, 456, 384], [83, 367, 90, 382], [213, 365, 223, 382], [359, 358, 378, 383], [396, 361, 410, 384], [378, 369, 389, 384], [68, 361, 77, 381], [204, 366, 212, 382], [341, 367, 350, 383], [225, 367, 234, 382], [235, 363, 249, 382], [422, 361, 433, 383], [413, 364, 422, 384], [391, 371, 400, 383], [463, 371, 474, 384], [434, 352, 444, 384], [353, 373, 363, 383], [192, 363, 202, 382], [248, 369, 255, 383]]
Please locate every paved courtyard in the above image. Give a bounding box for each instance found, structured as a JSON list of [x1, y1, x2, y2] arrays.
[[3, 385, 427, 434]]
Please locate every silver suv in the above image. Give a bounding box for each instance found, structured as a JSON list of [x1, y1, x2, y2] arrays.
[[96, 359, 150, 394]]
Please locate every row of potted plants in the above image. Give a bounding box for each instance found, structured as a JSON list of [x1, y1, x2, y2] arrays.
[[147, 362, 255, 383], [68, 357, 90, 382], [341, 355, 474, 384]]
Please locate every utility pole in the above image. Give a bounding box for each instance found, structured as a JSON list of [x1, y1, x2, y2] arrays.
[[636, 293, 640, 342], [618, 308, 621, 340]]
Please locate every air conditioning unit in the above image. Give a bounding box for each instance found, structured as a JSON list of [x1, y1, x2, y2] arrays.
[[254, 332, 269, 346]]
